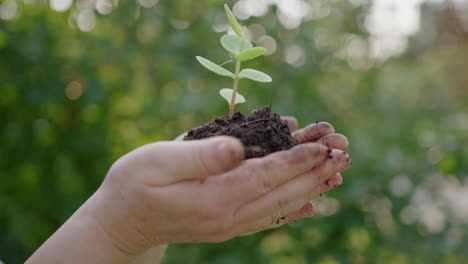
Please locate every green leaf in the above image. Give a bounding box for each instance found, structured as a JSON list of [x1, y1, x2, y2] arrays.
[[220, 34, 253, 54], [224, 4, 242, 37], [196, 56, 234, 77], [219, 88, 246, 105], [234, 47, 267, 61], [239, 69, 272, 82]]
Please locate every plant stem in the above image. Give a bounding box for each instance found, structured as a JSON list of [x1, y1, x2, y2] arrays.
[[229, 59, 241, 118], [229, 28, 247, 119]]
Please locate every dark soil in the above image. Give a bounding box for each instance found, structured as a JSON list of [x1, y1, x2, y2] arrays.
[[184, 106, 295, 159]]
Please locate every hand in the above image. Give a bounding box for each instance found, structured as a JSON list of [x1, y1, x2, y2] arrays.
[[285, 116, 350, 207], [134, 118, 350, 264], [89, 122, 350, 257], [26, 119, 351, 264], [237, 117, 350, 233]]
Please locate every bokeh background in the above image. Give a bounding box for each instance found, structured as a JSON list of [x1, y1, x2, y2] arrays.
[[1, 0, 468, 263]]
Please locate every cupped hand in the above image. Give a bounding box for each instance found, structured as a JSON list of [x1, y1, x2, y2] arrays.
[[89, 120, 350, 257], [25, 118, 351, 264], [171, 116, 349, 235], [258, 117, 349, 228], [283, 117, 349, 197]]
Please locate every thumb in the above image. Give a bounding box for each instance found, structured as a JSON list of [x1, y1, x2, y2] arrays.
[[157, 136, 245, 182]]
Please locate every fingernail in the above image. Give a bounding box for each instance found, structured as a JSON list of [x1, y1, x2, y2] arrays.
[[216, 139, 244, 168], [217, 141, 230, 155], [217, 142, 233, 169], [338, 157, 351, 171], [328, 149, 351, 171], [326, 177, 343, 188], [345, 156, 352, 169]]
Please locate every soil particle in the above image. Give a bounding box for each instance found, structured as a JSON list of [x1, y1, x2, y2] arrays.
[[184, 106, 295, 159]]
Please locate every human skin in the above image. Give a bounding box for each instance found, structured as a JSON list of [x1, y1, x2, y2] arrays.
[[132, 118, 349, 264], [27, 119, 350, 264]]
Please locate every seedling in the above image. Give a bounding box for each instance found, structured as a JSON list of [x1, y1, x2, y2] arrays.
[[196, 4, 272, 119], [186, 4, 295, 159]]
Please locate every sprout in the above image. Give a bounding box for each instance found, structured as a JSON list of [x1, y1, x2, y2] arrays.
[[195, 4, 272, 118]]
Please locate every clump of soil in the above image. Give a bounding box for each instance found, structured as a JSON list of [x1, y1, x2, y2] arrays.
[[184, 106, 295, 159]]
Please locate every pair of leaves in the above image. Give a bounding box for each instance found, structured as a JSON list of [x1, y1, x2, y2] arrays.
[[220, 34, 267, 61], [219, 88, 245, 105], [196, 56, 272, 82]]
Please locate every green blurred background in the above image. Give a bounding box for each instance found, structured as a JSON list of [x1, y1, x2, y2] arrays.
[[1, 0, 468, 263]]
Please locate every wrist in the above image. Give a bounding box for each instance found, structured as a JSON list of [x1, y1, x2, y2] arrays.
[[90, 182, 172, 256], [27, 190, 137, 264], [86, 187, 153, 257], [79, 191, 140, 261]]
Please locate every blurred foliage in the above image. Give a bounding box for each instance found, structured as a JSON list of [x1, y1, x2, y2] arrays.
[[1, 0, 468, 263]]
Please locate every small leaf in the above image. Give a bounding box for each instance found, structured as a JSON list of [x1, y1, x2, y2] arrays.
[[239, 69, 272, 82], [224, 4, 242, 37], [235, 47, 267, 61], [196, 56, 234, 77], [219, 88, 246, 105], [220, 35, 253, 54]]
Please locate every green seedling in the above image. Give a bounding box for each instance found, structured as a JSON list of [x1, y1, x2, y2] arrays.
[[196, 4, 272, 118]]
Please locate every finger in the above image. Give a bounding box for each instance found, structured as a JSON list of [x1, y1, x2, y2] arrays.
[[237, 202, 317, 237], [271, 173, 342, 223], [138, 136, 245, 184], [284, 201, 317, 222], [236, 174, 343, 236], [292, 122, 335, 144], [286, 173, 343, 209], [281, 116, 299, 132], [320, 173, 344, 192], [317, 133, 349, 150], [236, 174, 342, 237], [221, 143, 330, 204], [237, 173, 342, 230], [235, 150, 350, 224], [172, 136, 245, 180]]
